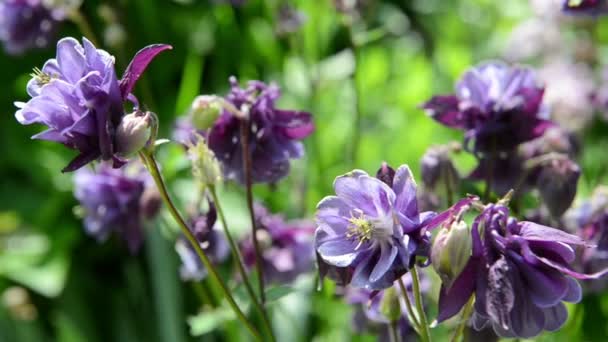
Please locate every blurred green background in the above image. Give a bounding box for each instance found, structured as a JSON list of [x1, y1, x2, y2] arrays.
[[2, 0, 608, 341]]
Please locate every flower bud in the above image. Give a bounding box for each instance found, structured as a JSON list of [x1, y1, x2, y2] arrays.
[[116, 111, 152, 156], [431, 220, 472, 290], [375, 162, 395, 187], [139, 186, 161, 220], [420, 145, 459, 190], [190, 95, 222, 130], [187, 135, 223, 188], [379, 287, 402, 323], [537, 158, 580, 218]]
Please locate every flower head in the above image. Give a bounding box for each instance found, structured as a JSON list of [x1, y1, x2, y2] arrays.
[[15, 37, 171, 172], [436, 200, 605, 338], [422, 62, 553, 155], [0, 0, 65, 55], [315, 164, 437, 290], [73, 161, 159, 253], [563, 0, 608, 15], [175, 202, 230, 281], [240, 204, 314, 284], [207, 77, 314, 184]]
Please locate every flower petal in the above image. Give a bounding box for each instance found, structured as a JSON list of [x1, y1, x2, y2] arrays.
[[120, 44, 173, 98], [392, 165, 419, 219], [436, 258, 478, 322], [369, 244, 398, 283]]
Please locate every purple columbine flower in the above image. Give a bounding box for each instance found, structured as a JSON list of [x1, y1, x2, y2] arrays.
[[73, 162, 159, 253], [240, 204, 315, 284], [0, 0, 65, 55], [175, 202, 230, 281], [207, 77, 314, 184], [314, 164, 437, 290], [422, 61, 553, 155], [14, 37, 171, 172], [563, 0, 608, 15], [436, 201, 607, 338]]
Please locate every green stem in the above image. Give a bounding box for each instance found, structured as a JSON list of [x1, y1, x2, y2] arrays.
[[239, 119, 267, 305], [348, 25, 362, 167], [388, 321, 400, 342], [450, 296, 474, 342], [139, 151, 262, 341], [69, 9, 100, 46], [397, 278, 420, 333], [209, 187, 275, 342], [411, 267, 431, 342]]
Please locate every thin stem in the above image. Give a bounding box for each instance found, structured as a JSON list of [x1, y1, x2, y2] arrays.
[[348, 26, 362, 167], [239, 119, 267, 305], [209, 187, 275, 342], [397, 278, 420, 333], [450, 296, 474, 342], [443, 166, 454, 207], [388, 321, 400, 342], [69, 9, 100, 46], [411, 267, 431, 342], [139, 151, 262, 341]]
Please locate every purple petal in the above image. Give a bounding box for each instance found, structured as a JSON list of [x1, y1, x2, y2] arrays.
[[536, 254, 608, 280], [563, 277, 582, 303], [119, 44, 173, 98], [369, 244, 398, 283], [436, 258, 478, 322], [56, 37, 86, 84], [486, 257, 515, 331], [62, 150, 101, 173], [519, 221, 588, 246], [317, 237, 360, 267], [273, 109, 314, 139], [509, 252, 568, 308], [421, 95, 465, 129], [392, 165, 419, 218], [333, 171, 395, 217], [542, 303, 568, 332]]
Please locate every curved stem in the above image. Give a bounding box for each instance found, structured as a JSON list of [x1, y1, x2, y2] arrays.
[[411, 267, 431, 342], [139, 151, 262, 341], [239, 119, 267, 305], [450, 296, 474, 342], [69, 9, 100, 47], [397, 278, 420, 333], [209, 187, 275, 342]]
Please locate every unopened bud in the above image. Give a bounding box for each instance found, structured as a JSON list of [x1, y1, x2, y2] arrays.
[[116, 111, 152, 156], [420, 145, 459, 190], [537, 158, 580, 218], [431, 220, 471, 290], [379, 287, 401, 323], [376, 162, 396, 187], [188, 135, 223, 188], [190, 95, 222, 130]]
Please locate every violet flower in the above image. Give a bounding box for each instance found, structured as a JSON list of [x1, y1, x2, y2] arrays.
[[422, 62, 553, 155], [436, 202, 607, 338], [314, 164, 436, 290], [240, 204, 314, 284], [73, 162, 159, 253], [15, 37, 171, 172], [563, 0, 608, 15], [175, 203, 230, 281], [207, 77, 314, 184], [0, 0, 65, 55]]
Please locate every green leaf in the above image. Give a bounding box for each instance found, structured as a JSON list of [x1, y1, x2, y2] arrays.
[[187, 307, 235, 336]]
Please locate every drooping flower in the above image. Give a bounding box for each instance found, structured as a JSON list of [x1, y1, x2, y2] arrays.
[[207, 77, 314, 184], [15, 37, 171, 172], [420, 143, 460, 193], [563, 0, 608, 15], [0, 0, 66, 55], [315, 164, 437, 290], [175, 202, 230, 281], [240, 204, 314, 284], [73, 161, 159, 253], [436, 201, 607, 338], [422, 62, 553, 155]]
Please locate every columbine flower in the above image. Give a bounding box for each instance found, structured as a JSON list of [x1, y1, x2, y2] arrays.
[[0, 0, 66, 55], [315, 164, 436, 290], [436, 201, 607, 338], [563, 0, 608, 15], [14, 37, 171, 172], [175, 202, 230, 281], [240, 204, 314, 284], [422, 61, 553, 155], [73, 161, 159, 253], [207, 77, 314, 184]]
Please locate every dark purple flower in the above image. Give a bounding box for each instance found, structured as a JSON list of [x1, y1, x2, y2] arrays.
[[436, 202, 607, 338], [0, 0, 64, 55], [315, 165, 437, 290], [537, 158, 580, 218], [73, 161, 159, 253], [420, 144, 460, 190], [175, 203, 230, 281], [240, 204, 315, 284], [207, 77, 314, 184], [15, 37, 171, 172], [563, 0, 608, 15], [422, 62, 553, 155]]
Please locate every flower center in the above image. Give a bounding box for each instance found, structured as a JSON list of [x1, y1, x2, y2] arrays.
[[346, 210, 393, 249], [30, 67, 54, 86]]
